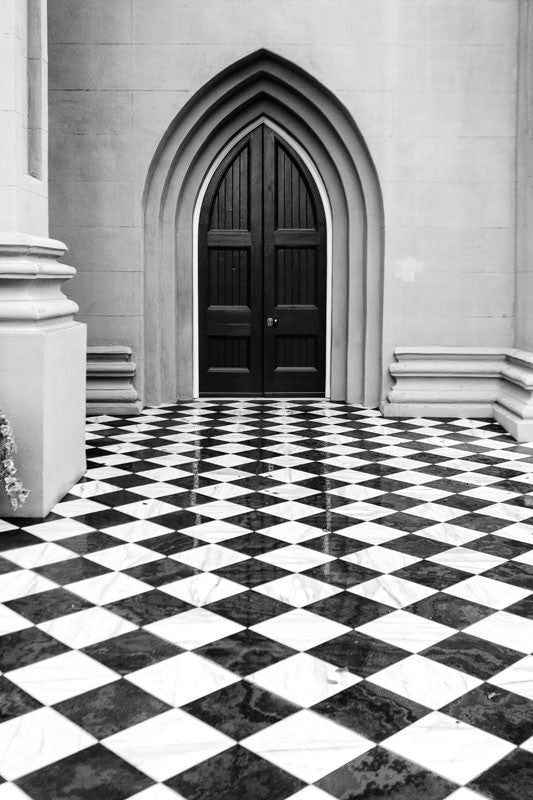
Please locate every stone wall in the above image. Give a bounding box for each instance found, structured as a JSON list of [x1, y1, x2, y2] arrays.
[[516, 0, 533, 353], [47, 0, 519, 402], [1, 0, 49, 235]]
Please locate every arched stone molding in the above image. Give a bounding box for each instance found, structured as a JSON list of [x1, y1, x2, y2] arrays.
[[143, 49, 384, 406]]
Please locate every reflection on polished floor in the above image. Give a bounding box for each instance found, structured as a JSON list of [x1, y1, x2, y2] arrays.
[[1, 400, 533, 800]]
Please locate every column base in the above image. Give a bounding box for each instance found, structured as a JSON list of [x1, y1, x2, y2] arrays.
[[0, 233, 86, 518]]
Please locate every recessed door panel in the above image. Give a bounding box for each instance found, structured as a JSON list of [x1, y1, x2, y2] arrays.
[[198, 125, 326, 396]]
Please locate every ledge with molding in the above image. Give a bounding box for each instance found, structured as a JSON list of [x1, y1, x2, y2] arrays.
[[381, 347, 533, 443], [86, 346, 142, 416]]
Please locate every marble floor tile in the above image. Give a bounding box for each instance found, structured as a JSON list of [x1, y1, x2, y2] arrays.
[[250, 608, 350, 650], [1, 400, 533, 798], [463, 610, 533, 654], [144, 607, 244, 649], [487, 654, 533, 700], [103, 708, 232, 781], [248, 652, 360, 707], [242, 709, 373, 783], [5, 649, 117, 704], [382, 710, 514, 785], [160, 572, 247, 606], [349, 574, 436, 609], [38, 605, 136, 648], [126, 651, 240, 707], [316, 745, 456, 800], [369, 654, 481, 709], [356, 609, 456, 653], [256, 573, 341, 607], [0, 707, 95, 780]]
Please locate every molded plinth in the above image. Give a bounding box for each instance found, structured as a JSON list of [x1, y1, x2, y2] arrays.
[[383, 347, 533, 443], [0, 234, 86, 517]]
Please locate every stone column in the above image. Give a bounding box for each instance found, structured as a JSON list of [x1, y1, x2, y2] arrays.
[[0, 1, 86, 517]]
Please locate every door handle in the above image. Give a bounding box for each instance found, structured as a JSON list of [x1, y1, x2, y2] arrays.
[[266, 317, 278, 327]]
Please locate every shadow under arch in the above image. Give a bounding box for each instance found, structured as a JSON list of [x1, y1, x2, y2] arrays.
[[143, 49, 384, 406]]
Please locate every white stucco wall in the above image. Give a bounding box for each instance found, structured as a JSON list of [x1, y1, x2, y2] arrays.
[[47, 0, 519, 401], [516, 0, 533, 353], [1, 0, 49, 235]]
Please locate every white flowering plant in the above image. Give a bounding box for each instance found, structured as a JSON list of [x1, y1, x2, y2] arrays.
[[0, 411, 29, 509]]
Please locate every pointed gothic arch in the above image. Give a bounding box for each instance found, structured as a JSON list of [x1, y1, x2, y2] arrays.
[[142, 49, 384, 406]]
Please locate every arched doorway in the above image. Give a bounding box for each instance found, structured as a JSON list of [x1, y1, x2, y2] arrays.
[[198, 123, 327, 397], [143, 50, 384, 408]]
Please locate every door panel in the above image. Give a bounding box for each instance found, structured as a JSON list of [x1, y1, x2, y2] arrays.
[[198, 130, 262, 394], [263, 127, 326, 395], [198, 125, 326, 396]]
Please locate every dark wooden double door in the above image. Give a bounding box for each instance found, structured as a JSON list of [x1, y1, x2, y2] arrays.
[[198, 125, 326, 396]]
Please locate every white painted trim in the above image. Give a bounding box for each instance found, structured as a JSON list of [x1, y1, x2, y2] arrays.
[[192, 116, 333, 399]]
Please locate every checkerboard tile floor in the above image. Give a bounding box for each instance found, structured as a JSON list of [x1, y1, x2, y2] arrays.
[[1, 401, 533, 799]]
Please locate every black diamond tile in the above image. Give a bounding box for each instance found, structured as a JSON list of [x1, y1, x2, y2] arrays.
[[435, 494, 491, 512], [404, 592, 494, 630], [195, 629, 296, 676], [317, 745, 456, 800], [452, 512, 511, 533], [503, 494, 533, 509], [420, 632, 523, 681], [124, 557, 197, 586], [312, 680, 430, 742], [183, 680, 300, 739], [59, 531, 123, 555], [296, 492, 350, 511], [0, 530, 41, 551], [225, 510, 293, 531], [139, 531, 202, 555], [35, 556, 109, 585], [5, 587, 93, 623], [104, 589, 194, 626], [82, 629, 181, 675], [213, 560, 290, 588], [470, 748, 533, 800], [505, 593, 533, 620], [303, 532, 368, 557], [54, 679, 171, 739], [360, 477, 415, 494], [425, 478, 477, 494], [80, 509, 138, 529], [392, 561, 469, 591], [205, 590, 292, 626], [152, 510, 202, 530], [309, 631, 409, 678], [482, 561, 533, 590], [166, 745, 304, 800], [90, 489, 144, 508], [223, 532, 286, 556], [307, 591, 394, 627], [465, 533, 531, 559], [0, 675, 42, 722], [16, 743, 152, 800], [0, 556, 20, 574], [304, 561, 379, 588], [367, 493, 423, 512], [379, 512, 434, 533], [0, 627, 68, 672], [295, 511, 352, 532], [442, 683, 533, 745], [109, 473, 162, 489], [384, 534, 451, 559]]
